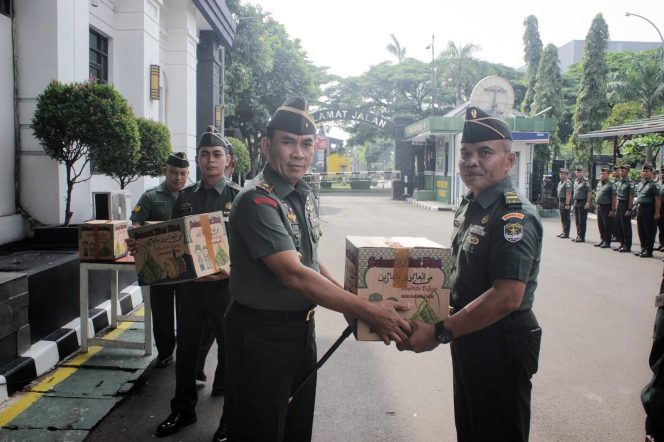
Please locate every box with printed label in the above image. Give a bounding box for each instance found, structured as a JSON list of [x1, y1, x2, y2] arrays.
[[128, 211, 229, 286], [344, 236, 452, 341], [78, 220, 129, 260]]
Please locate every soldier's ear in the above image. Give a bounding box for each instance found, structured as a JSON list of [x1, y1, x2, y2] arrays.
[[260, 137, 270, 157]]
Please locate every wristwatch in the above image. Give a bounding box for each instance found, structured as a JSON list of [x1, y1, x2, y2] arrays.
[[434, 320, 454, 344]]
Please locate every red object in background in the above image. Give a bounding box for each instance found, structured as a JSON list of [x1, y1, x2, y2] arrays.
[[315, 136, 329, 151]]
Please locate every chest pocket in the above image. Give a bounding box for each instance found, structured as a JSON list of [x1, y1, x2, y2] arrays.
[[461, 229, 489, 256], [151, 201, 168, 219]]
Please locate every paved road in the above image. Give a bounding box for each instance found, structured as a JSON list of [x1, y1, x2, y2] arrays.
[[89, 195, 659, 441]]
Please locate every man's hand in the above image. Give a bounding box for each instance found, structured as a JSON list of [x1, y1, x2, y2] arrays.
[[195, 264, 230, 282], [125, 237, 138, 256], [655, 213, 661, 221], [362, 300, 412, 345], [584, 202, 590, 210], [609, 209, 615, 218], [396, 320, 439, 353]]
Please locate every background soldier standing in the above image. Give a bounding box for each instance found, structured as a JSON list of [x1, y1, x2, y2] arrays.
[[658, 165, 664, 251], [594, 166, 615, 248], [572, 166, 592, 242], [557, 168, 572, 239], [615, 165, 634, 253], [130, 152, 189, 368], [399, 106, 543, 442], [634, 163, 661, 258]]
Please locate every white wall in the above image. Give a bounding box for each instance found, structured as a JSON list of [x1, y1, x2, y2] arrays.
[[0, 14, 14, 217]]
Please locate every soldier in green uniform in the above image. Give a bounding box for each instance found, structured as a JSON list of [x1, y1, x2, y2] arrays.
[[657, 165, 664, 251], [398, 106, 543, 442], [222, 97, 411, 442], [634, 163, 661, 258], [641, 263, 664, 441], [130, 152, 190, 368], [593, 166, 615, 248], [557, 168, 572, 238], [611, 166, 621, 243], [615, 165, 635, 253], [572, 166, 592, 242], [154, 126, 241, 438]]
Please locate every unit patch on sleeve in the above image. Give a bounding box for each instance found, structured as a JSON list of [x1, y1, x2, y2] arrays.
[[504, 222, 523, 243], [133, 205, 141, 213], [501, 212, 525, 221]]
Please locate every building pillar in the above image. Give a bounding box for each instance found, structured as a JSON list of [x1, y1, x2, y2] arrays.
[[196, 30, 221, 143]]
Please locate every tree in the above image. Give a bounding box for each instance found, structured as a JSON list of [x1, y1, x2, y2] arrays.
[[226, 136, 250, 174], [532, 43, 564, 158], [521, 15, 543, 114], [571, 13, 610, 168], [441, 41, 480, 105], [32, 81, 139, 225], [224, 1, 323, 177], [386, 34, 406, 63], [96, 118, 171, 189]]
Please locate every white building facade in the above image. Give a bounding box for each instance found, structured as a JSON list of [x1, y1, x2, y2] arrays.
[[0, 0, 235, 245]]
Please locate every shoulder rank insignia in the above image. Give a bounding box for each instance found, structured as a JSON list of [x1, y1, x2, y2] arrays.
[[503, 189, 522, 209], [255, 180, 273, 194]]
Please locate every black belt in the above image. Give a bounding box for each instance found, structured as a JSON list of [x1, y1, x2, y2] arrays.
[[232, 301, 316, 322]]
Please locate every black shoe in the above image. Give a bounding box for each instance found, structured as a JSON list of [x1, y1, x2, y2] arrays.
[[640, 251, 654, 258], [613, 247, 621, 251], [594, 242, 604, 247], [619, 247, 631, 253], [658, 245, 664, 252], [634, 250, 644, 256], [600, 243, 611, 248], [576, 238, 585, 243], [212, 419, 227, 442], [155, 355, 173, 368], [155, 412, 197, 437], [196, 371, 207, 382], [559, 234, 569, 239]]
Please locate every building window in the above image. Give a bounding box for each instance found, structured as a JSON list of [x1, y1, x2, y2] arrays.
[[89, 28, 108, 82], [0, 0, 12, 17]]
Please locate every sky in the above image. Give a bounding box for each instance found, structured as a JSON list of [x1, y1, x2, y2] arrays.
[[250, 0, 664, 78]]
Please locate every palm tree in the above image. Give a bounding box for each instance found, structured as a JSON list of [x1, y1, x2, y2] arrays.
[[386, 34, 406, 63], [608, 53, 664, 161], [441, 41, 480, 105]]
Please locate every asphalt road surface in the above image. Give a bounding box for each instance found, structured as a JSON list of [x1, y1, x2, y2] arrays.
[[89, 194, 659, 441]]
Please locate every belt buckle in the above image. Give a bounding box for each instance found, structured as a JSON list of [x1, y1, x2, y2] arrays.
[[305, 308, 316, 322]]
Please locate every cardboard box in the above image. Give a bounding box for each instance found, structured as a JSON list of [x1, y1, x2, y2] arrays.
[[78, 220, 129, 260], [344, 236, 452, 341], [128, 211, 229, 286]]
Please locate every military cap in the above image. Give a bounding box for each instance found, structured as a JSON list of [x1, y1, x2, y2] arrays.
[[165, 152, 189, 168], [559, 168, 569, 174], [612, 165, 619, 170], [198, 125, 230, 151], [268, 97, 316, 135], [575, 166, 584, 171], [461, 106, 512, 143], [619, 164, 629, 170], [642, 162, 654, 171], [600, 166, 609, 172]]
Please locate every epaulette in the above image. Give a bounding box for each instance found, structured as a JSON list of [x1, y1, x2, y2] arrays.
[[255, 180, 273, 194], [503, 189, 522, 209]]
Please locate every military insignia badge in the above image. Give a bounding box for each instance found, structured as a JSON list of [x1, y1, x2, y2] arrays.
[[504, 223, 523, 243], [481, 215, 489, 224], [133, 205, 141, 213], [471, 109, 477, 119], [469, 224, 486, 237], [468, 234, 479, 245], [287, 208, 297, 222], [501, 212, 525, 221], [225, 202, 232, 210]]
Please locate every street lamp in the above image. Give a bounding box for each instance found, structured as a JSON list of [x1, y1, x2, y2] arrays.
[[425, 34, 435, 116]]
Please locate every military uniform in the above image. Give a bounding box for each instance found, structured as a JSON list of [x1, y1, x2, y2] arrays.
[[641, 266, 664, 440], [635, 177, 660, 256], [615, 175, 634, 252], [557, 175, 572, 237], [130, 182, 179, 363], [450, 176, 542, 442], [572, 173, 592, 241], [594, 176, 614, 247], [168, 178, 240, 417], [225, 162, 322, 442]]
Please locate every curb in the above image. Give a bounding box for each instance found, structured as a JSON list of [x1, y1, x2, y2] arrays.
[[0, 283, 144, 403], [405, 197, 454, 212]]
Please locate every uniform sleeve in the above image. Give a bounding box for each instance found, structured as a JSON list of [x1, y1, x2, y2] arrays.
[[230, 190, 295, 260], [488, 211, 542, 283], [130, 192, 151, 223]]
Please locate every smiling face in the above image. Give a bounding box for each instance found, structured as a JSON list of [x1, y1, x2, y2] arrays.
[[459, 139, 515, 195], [262, 129, 314, 185]]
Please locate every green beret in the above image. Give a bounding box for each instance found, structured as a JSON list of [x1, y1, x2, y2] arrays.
[[268, 97, 316, 135], [461, 106, 512, 143], [198, 125, 230, 151], [166, 152, 189, 168]]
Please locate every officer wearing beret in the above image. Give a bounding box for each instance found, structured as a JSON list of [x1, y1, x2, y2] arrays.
[[399, 106, 542, 442], [634, 163, 661, 258], [130, 152, 190, 368], [614, 165, 635, 253], [594, 166, 615, 248], [155, 126, 241, 438], [221, 97, 411, 442], [557, 168, 572, 238], [572, 166, 592, 242]]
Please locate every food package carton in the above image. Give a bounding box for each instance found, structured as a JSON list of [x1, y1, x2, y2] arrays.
[[78, 220, 129, 260], [128, 211, 229, 286], [344, 236, 452, 341]]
